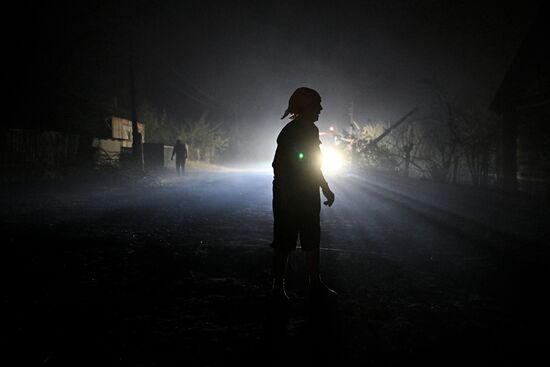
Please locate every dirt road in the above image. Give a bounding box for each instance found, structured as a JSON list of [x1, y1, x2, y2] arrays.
[[2, 169, 549, 366]]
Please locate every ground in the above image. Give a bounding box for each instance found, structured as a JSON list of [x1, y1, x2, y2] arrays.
[[2, 164, 549, 366]]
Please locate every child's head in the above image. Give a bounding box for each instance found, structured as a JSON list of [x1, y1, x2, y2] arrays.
[[281, 87, 322, 122]]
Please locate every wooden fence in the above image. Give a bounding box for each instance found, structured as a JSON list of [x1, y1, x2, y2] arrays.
[[1, 129, 91, 180]]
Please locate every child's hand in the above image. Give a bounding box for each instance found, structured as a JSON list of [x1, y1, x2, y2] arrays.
[[322, 187, 335, 207]]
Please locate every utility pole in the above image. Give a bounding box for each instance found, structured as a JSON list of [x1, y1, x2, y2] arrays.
[[128, 18, 143, 171], [349, 101, 354, 136], [366, 107, 418, 147], [348, 101, 360, 168], [349, 101, 360, 135]]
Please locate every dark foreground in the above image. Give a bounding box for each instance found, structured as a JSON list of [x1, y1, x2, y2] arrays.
[[2, 168, 549, 366]]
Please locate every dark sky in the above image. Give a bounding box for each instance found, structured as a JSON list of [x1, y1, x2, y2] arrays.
[[153, 1, 540, 115], [8, 0, 542, 159]]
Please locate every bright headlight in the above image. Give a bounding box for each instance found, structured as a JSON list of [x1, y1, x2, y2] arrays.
[[321, 146, 344, 173]]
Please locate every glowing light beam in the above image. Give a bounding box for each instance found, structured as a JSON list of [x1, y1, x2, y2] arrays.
[[321, 146, 345, 173]]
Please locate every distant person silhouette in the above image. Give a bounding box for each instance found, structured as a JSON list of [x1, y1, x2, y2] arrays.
[[171, 139, 188, 175], [271, 87, 337, 303]]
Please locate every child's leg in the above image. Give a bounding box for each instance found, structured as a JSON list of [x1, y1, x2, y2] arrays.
[[305, 248, 337, 298], [272, 248, 290, 301]]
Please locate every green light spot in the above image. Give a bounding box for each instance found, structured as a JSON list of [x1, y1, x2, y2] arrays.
[[298, 152, 304, 160]]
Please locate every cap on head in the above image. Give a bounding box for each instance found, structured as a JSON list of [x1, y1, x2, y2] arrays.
[[281, 87, 321, 120]]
